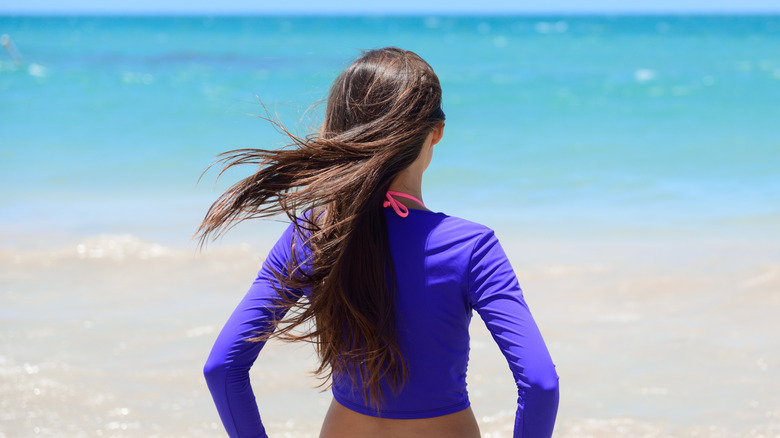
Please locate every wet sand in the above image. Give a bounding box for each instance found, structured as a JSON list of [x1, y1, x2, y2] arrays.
[[1, 230, 778, 437]]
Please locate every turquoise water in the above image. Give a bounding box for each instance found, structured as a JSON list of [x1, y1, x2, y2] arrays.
[[1, 15, 779, 247]]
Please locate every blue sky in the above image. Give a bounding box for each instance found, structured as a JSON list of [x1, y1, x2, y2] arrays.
[[2, 0, 779, 14]]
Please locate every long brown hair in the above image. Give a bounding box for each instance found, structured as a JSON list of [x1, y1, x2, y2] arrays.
[[196, 47, 445, 408]]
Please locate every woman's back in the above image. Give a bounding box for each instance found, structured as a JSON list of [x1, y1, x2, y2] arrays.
[[334, 209, 476, 417], [204, 206, 558, 436], [332, 208, 559, 433]]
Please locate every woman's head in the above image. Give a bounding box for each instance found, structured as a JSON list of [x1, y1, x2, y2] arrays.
[[197, 47, 445, 239], [322, 48, 445, 163]]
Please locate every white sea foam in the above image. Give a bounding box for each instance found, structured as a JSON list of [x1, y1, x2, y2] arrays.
[[424, 16, 440, 29], [27, 63, 46, 77], [534, 21, 568, 34], [74, 235, 170, 261], [742, 267, 777, 288], [186, 325, 216, 338], [634, 68, 656, 82], [121, 71, 154, 84]]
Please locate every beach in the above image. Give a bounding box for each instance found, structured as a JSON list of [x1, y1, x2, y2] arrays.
[[1, 15, 779, 437], [2, 232, 778, 437]]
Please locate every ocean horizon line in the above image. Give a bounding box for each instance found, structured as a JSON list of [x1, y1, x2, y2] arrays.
[[2, 11, 780, 18]]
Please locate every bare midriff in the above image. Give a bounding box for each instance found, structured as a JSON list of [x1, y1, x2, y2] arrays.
[[319, 398, 481, 438]]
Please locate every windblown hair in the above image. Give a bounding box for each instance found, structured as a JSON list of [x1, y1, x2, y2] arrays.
[[195, 47, 445, 408]]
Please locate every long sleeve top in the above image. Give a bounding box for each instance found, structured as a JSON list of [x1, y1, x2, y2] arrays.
[[204, 208, 559, 437]]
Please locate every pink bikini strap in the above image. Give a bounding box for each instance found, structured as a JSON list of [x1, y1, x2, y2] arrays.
[[384, 190, 426, 218]]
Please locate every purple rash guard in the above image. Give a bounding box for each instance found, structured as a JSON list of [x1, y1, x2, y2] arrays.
[[204, 208, 560, 437]]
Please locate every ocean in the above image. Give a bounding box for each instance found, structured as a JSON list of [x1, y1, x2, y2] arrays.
[[1, 15, 779, 437]]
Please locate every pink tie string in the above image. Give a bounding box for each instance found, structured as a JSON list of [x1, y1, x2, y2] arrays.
[[384, 190, 426, 218]]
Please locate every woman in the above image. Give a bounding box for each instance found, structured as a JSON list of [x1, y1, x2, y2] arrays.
[[198, 47, 559, 438]]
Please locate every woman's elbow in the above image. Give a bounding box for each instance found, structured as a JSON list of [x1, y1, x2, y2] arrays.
[[522, 361, 560, 396], [534, 368, 559, 394], [517, 365, 560, 437], [535, 374, 559, 411], [203, 356, 227, 385], [526, 363, 560, 415]]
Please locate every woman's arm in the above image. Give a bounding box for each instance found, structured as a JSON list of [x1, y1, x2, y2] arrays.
[[203, 223, 299, 438], [468, 231, 560, 438]]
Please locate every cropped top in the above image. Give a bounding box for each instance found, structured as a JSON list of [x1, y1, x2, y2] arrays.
[[204, 208, 560, 437]]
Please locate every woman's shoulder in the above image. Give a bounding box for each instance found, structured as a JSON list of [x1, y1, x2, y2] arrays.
[[400, 209, 497, 249], [411, 209, 494, 234]]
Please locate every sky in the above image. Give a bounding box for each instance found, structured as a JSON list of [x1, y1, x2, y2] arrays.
[[2, 0, 779, 15]]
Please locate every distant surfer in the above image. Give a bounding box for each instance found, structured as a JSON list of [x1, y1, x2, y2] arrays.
[[1, 34, 24, 65]]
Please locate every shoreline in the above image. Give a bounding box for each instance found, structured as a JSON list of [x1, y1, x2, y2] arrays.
[[2, 225, 778, 436]]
